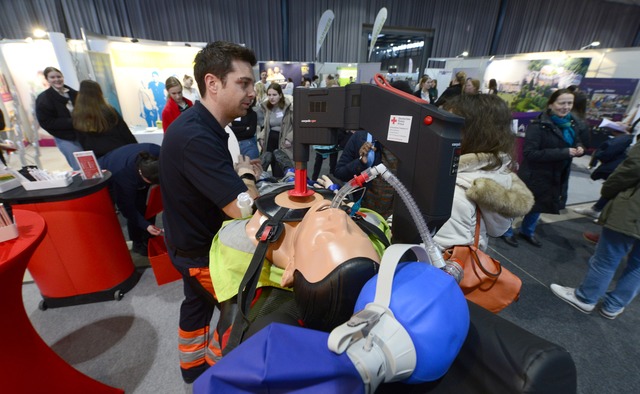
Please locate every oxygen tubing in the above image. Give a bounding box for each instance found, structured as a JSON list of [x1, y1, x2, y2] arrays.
[[330, 164, 446, 269]]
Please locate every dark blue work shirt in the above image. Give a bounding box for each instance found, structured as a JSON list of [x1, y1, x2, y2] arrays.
[[160, 101, 247, 254], [99, 143, 161, 232]]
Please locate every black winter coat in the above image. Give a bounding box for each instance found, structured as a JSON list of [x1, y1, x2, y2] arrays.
[[434, 84, 462, 107], [589, 134, 633, 181], [35, 86, 78, 141], [518, 112, 584, 214]]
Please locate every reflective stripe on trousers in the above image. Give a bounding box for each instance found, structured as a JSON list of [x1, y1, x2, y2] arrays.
[[178, 325, 209, 370]]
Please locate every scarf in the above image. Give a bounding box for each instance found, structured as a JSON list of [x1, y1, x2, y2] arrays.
[[550, 113, 575, 146]]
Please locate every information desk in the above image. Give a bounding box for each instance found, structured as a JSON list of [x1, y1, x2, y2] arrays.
[[0, 210, 123, 393], [0, 172, 140, 309]]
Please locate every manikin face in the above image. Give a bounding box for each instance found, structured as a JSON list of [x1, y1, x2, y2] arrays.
[[46, 71, 65, 90], [168, 85, 184, 104], [245, 200, 380, 287], [287, 200, 380, 285], [267, 88, 281, 106], [217, 59, 256, 120], [549, 93, 574, 117]]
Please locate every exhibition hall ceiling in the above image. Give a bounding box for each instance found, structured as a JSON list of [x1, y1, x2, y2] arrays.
[[606, 0, 640, 5]]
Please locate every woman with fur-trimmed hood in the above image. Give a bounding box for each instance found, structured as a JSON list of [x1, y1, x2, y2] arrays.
[[435, 94, 534, 251]]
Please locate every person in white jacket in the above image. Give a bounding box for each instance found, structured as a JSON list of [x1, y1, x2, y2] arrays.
[[434, 94, 534, 251]]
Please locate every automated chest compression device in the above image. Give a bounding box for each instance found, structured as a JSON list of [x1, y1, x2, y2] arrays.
[[288, 74, 465, 244]]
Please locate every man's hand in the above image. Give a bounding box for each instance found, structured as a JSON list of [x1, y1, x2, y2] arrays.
[[358, 142, 375, 164], [235, 154, 260, 199], [250, 158, 263, 180], [147, 225, 163, 236], [235, 155, 257, 177]]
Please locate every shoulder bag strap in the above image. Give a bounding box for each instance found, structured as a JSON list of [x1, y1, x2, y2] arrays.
[[473, 207, 481, 248], [471, 207, 502, 278]]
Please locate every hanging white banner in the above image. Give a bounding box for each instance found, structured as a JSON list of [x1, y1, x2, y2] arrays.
[[368, 7, 388, 61], [316, 10, 335, 60]]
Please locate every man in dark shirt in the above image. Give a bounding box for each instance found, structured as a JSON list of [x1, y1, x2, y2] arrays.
[[98, 143, 161, 255], [159, 41, 260, 384]]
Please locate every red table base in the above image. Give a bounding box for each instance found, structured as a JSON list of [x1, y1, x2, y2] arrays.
[[0, 210, 123, 393], [19, 186, 139, 309]]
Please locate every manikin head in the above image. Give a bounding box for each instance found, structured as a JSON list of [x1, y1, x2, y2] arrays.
[[245, 195, 381, 331], [246, 199, 380, 286]]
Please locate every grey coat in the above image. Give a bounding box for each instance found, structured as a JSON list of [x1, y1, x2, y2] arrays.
[[258, 98, 294, 159]]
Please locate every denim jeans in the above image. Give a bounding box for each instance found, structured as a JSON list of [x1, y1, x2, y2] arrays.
[[503, 212, 540, 237], [54, 137, 84, 171], [238, 136, 260, 160], [576, 227, 640, 312]]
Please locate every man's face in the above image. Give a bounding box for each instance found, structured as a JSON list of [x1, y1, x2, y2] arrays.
[[260, 72, 267, 82], [218, 60, 256, 120]]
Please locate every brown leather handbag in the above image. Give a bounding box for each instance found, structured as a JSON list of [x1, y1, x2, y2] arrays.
[[443, 208, 522, 313]]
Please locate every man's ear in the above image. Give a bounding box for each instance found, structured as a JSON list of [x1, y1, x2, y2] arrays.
[[204, 73, 219, 95]]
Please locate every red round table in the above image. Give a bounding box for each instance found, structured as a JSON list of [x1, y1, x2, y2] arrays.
[[0, 172, 139, 308], [0, 209, 123, 393]]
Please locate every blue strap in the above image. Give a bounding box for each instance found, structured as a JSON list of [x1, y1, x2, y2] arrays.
[[366, 133, 375, 168]]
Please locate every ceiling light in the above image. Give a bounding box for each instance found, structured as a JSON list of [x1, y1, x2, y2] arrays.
[[33, 29, 46, 38], [580, 41, 600, 50]]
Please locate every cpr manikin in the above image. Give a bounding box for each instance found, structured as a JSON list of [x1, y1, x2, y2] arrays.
[[245, 199, 381, 286], [244, 192, 385, 331]]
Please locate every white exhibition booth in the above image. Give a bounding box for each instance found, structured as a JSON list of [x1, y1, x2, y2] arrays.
[[425, 47, 640, 121], [1, 30, 639, 168], [0, 32, 383, 167]]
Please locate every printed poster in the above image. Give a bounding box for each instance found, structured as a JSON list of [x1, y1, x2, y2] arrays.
[[485, 58, 592, 112], [579, 78, 639, 122]]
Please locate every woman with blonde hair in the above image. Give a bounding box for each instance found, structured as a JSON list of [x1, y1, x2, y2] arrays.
[[413, 76, 433, 103], [72, 80, 137, 158], [161, 76, 193, 132], [253, 81, 267, 145], [182, 74, 201, 103]]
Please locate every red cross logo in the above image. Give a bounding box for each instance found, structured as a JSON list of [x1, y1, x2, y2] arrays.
[[391, 117, 397, 124]]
